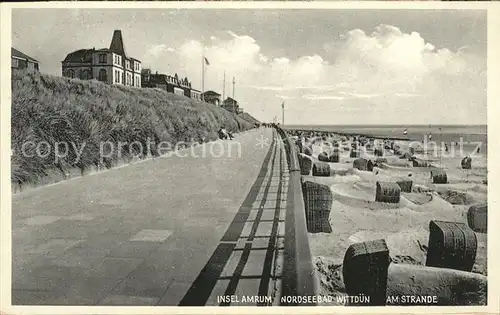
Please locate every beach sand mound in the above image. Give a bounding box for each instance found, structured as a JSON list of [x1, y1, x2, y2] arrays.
[[387, 264, 487, 305], [315, 242, 487, 305], [436, 189, 479, 205], [401, 192, 433, 205]]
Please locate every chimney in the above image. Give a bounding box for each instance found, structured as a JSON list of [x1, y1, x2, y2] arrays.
[[109, 30, 127, 57]]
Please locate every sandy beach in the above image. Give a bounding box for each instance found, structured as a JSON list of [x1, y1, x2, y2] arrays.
[[290, 130, 487, 305]]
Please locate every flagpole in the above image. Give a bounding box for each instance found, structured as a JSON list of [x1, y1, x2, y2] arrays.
[[201, 51, 205, 102], [282, 101, 285, 126], [232, 76, 235, 113], [222, 71, 226, 104]]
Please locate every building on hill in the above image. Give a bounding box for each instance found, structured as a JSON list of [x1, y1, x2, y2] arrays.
[[221, 97, 243, 114], [201, 91, 221, 106], [141, 69, 202, 101], [12, 48, 39, 71], [190, 89, 202, 101], [61, 30, 141, 87]]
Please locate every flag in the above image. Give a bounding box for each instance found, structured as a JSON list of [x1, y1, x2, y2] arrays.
[[204, 57, 210, 66], [282, 101, 284, 109]]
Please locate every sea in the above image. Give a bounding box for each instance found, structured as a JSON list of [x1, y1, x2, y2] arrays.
[[286, 125, 488, 156]]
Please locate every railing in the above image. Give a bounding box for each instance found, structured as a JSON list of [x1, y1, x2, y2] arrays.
[[275, 127, 317, 306]]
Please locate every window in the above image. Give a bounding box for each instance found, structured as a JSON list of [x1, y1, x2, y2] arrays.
[[126, 60, 130, 70], [80, 70, 86, 80], [114, 55, 121, 66], [18, 59, 28, 69], [115, 70, 120, 83], [67, 69, 75, 78], [12, 58, 18, 68], [98, 69, 107, 82], [99, 54, 107, 64]]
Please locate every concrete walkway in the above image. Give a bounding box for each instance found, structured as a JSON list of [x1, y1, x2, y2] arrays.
[[11, 127, 288, 306]]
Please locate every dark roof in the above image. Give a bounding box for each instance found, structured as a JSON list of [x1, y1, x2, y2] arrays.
[[202, 90, 221, 96], [11, 47, 38, 62], [63, 49, 94, 63], [109, 30, 127, 58]]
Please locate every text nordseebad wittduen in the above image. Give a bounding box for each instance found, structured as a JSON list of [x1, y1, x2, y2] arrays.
[[279, 294, 439, 305]]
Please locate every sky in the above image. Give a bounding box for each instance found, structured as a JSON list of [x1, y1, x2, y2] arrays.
[[12, 8, 487, 125]]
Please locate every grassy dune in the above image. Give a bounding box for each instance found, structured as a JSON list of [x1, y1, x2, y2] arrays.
[[11, 69, 258, 188]]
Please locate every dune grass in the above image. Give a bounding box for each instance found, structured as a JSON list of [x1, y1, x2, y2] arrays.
[[11, 69, 258, 187]]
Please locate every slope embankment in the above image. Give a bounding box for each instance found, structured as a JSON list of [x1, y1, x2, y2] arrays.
[[11, 69, 258, 191]]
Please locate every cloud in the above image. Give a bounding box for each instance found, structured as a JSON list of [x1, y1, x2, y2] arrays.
[[276, 95, 296, 100], [303, 94, 346, 101], [146, 44, 175, 57], [143, 26, 485, 124]]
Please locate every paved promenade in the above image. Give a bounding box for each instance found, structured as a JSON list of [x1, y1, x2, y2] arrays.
[[11, 127, 288, 306]]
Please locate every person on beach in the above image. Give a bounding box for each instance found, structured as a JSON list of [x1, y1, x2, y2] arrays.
[[218, 126, 232, 140]]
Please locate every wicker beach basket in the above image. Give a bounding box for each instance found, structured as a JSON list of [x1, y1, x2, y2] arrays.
[[374, 148, 384, 157], [343, 239, 390, 306], [375, 181, 401, 203], [350, 150, 360, 158], [330, 150, 340, 163], [426, 220, 477, 272], [413, 159, 430, 167], [367, 160, 374, 172], [396, 179, 413, 193], [298, 154, 312, 175], [318, 152, 330, 162], [312, 162, 332, 177], [353, 158, 369, 171], [318, 151, 339, 163], [467, 204, 487, 233], [302, 180, 333, 233], [431, 168, 448, 184], [303, 145, 313, 156], [461, 156, 472, 169], [295, 139, 303, 154]]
